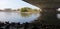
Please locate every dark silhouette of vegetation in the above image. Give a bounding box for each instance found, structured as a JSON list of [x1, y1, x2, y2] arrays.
[[0, 20, 60, 29]]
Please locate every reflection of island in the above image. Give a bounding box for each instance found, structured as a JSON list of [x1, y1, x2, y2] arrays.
[[20, 12, 32, 18]]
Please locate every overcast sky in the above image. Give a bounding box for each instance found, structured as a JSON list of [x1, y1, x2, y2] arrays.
[[0, 0, 39, 10]]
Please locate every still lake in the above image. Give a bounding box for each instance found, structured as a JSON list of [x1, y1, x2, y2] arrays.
[[0, 11, 40, 24], [0, 11, 60, 24]]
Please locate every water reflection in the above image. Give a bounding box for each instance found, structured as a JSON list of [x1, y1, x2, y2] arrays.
[[0, 12, 60, 29], [21, 13, 32, 18], [32, 14, 60, 25], [0, 12, 39, 24], [57, 14, 60, 19]]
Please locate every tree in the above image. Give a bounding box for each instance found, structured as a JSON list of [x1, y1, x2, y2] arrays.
[[20, 7, 32, 12]]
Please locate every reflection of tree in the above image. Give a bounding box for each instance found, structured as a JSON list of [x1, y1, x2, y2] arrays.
[[21, 13, 32, 18]]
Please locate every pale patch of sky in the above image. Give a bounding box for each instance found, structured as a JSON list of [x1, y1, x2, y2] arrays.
[[0, 0, 39, 10]]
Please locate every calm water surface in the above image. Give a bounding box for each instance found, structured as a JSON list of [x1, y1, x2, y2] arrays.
[[57, 14, 60, 19], [0, 12, 40, 24]]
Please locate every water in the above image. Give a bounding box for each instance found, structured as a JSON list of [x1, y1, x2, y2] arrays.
[[0, 12, 40, 24], [57, 14, 60, 19]]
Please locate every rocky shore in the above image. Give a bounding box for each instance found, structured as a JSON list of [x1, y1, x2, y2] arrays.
[[0, 20, 60, 29]]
